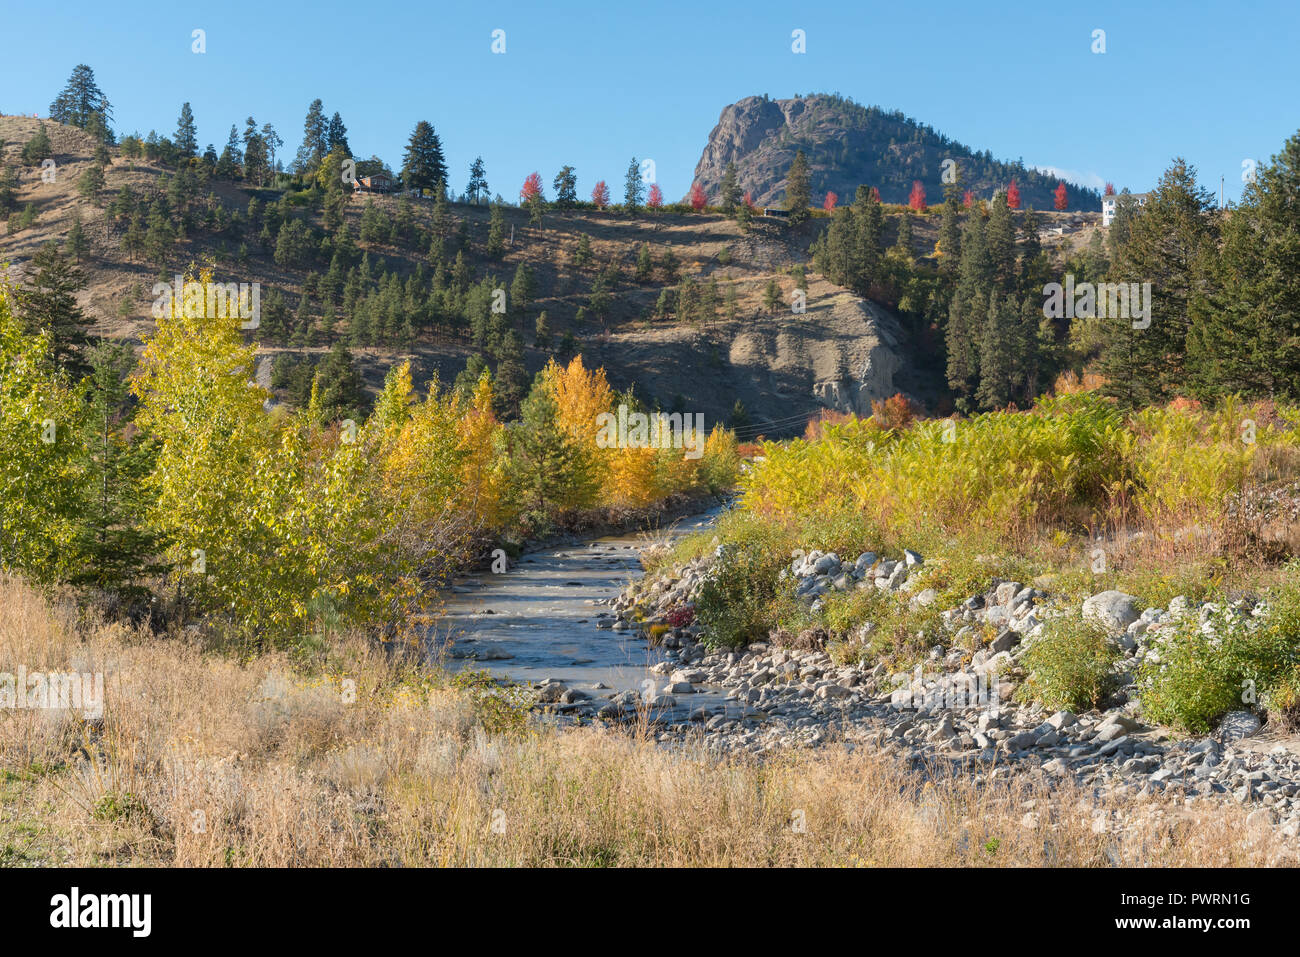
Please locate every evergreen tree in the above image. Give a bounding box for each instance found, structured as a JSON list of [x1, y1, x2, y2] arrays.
[[174, 102, 198, 158], [720, 162, 741, 216], [553, 165, 578, 208], [624, 156, 645, 213], [938, 183, 963, 273], [64, 209, 88, 262], [1187, 132, 1300, 399], [71, 342, 161, 595], [400, 121, 447, 193], [312, 343, 367, 422], [216, 125, 242, 179], [17, 242, 94, 376], [986, 191, 1017, 288], [467, 156, 489, 204], [297, 99, 328, 173], [326, 111, 350, 156], [48, 65, 113, 140], [1100, 158, 1217, 405], [785, 150, 811, 224], [77, 164, 106, 202], [507, 375, 597, 524], [20, 124, 52, 165], [486, 203, 506, 258]]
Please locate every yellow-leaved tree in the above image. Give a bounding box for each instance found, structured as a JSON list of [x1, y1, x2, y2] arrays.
[[0, 278, 87, 582]]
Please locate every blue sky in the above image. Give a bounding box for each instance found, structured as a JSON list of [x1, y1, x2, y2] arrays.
[[1, 0, 1293, 206]]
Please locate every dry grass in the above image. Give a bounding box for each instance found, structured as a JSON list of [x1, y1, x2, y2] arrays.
[[0, 574, 1292, 867]]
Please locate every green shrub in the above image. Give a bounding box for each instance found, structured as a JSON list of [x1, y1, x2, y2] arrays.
[[1137, 622, 1244, 733], [693, 514, 796, 648], [1141, 569, 1300, 732], [1016, 612, 1122, 712]]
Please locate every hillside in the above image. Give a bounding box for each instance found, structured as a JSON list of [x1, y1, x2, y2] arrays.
[[0, 115, 1103, 435], [694, 93, 1100, 211]]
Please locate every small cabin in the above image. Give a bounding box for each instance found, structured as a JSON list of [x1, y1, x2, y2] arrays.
[[353, 172, 395, 193]]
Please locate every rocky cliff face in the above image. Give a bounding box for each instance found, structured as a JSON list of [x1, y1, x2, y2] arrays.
[[693, 93, 1098, 211]]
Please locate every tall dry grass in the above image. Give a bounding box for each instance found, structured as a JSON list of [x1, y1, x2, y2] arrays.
[[0, 575, 1291, 867]]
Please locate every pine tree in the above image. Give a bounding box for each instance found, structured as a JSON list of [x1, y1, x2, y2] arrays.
[[624, 157, 644, 213], [1100, 158, 1217, 405], [64, 209, 88, 262], [20, 124, 52, 165], [938, 183, 963, 274], [297, 99, 328, 173], [326, 112, 350, 156], [48, 65, 113, 139], [312, 343, 367, 423], [17, 242, 94, 376], [508, 375, 597, 524], [785, 150, 811, 224], [215, 125, 242, 179], [553, 166, 578, 208], [77, 164, 106, 202], [534, 311, 551, 349], [467, 156, 489, 204], [986, 191, 1017, 288], [763, 278, 782, 313], [173, 102, 198, 158], [1187, 132, 1300, 399], [400, 121, 447, 193], [71, 342, 161, 595], [486, 204, 506, 259], [720, 162, 741, 216]]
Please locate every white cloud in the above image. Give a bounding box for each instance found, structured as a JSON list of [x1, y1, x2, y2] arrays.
[[1032, 165, 1106, 192]]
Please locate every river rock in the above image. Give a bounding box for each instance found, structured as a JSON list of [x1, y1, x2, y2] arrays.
[[1082, 590, 1142, 633]]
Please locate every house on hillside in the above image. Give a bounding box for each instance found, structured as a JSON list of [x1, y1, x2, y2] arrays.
[[762, 207, 790, 219], [352, 172, 395, 194], [1102, 192, 1149, 227]]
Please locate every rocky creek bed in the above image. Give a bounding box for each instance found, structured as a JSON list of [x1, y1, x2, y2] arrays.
[[487, 536, 1300, 838]]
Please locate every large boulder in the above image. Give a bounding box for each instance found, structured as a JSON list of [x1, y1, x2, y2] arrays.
[[1082, 590, 1141, 633]]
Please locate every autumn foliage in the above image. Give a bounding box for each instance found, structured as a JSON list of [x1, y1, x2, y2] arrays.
[[1006, 180, 1021, 209], [870, 393, 917, 430], [591, 180, 610, 208], [962, 190, 973, 208], [1054, 181, 1068, 211], [647, 183, 663, 209], [520, 172, 543, 202], [823, 191, 837, 211], [908, 180, 926, 211], [689, 183, 707, 211]]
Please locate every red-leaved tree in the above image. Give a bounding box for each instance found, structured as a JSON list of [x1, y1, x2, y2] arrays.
[[1006, 180, 1021, 209], [647, 183, 663, 210], [743, 190, 754, 209], [823, 190, 838, 211], [521, 172, 543, 203], [1053, 181, 1068, 211], [689, 183, 707, 211], [591, 180, 610, 208], [962, 190, 974, 209], [908, 180, 926, 211], [871, 186, 882, 202], [1104, 182, 1116, 196]]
